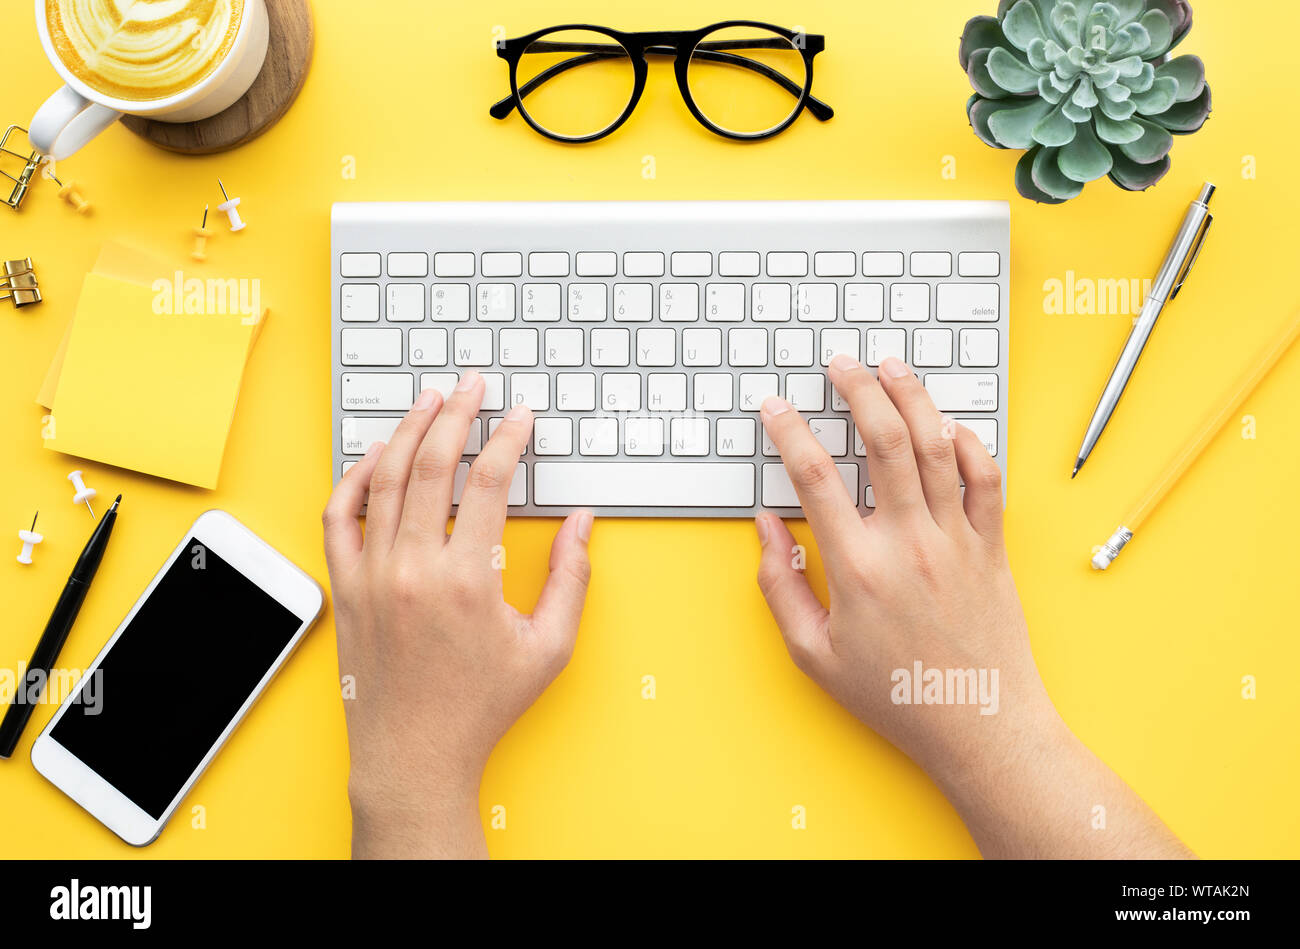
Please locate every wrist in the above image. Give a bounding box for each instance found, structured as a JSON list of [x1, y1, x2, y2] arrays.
[[348, 771, 486, 859]]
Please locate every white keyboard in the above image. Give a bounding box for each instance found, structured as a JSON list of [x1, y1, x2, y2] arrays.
[[331, 201, 1009, 517]]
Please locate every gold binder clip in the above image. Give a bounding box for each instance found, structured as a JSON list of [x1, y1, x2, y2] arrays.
[[0, 258, 41, 308], [1, 126, 42, 211]]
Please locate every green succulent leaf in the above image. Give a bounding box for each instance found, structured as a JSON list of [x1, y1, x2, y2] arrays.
[[1122, 62, 1155, 94], [989, 98, 1056, 147], [1108, 0, 1145, 24], [1061, 99, 1091, 123], [1052, 3, 1083, 46], [1116, 22, 1150, 54], [1109, 150, 1171, 190], [1147, 0, 1193, 50], [1058, 120, 1113, 181], [1150, 84, 1211, 133], [1026, 36, 1053, 70], [1097, 92, 1137, 120], [967, 48, 1011, 99], [1112, 55, 1144, 79], [1131, 75, 1179, 115], [1015, 147, 1068, 204], [959, 15, 1008, 70], [1156, 54, 1206, 102], [1032, 145, 1085, 199], [1003, 0, 1049, 50], [1089, 63, 1120, 88], [1100, 81, 1132, 102], [969, 96, 1020, 147], [1037, 75, 1065, 104], [1117, 117, 1174, 163], [1071, 75, 1099, 108], [987, 46, 1043, 93], [1032, 100, 1080, 146], [1139, 9, 1174, 57], [1093, 111, 1144, 144]]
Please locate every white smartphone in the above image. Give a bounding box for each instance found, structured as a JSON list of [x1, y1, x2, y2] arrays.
[[32, 510, 324, 846]]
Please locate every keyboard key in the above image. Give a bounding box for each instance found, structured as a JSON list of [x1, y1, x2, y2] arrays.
[[866, 328, 906, 366], [671, 417, 710, 456], [958, 252, 1000, 277], [774, 328, 814, 367], [341, 284, 380, 322], [814, 252, 856, 277], [786, 374, 825, 411], [864, 485, 876, 507], [862, 252, 904, 276], [717, 418, 756, 456], [752, 284, 791, 322], [648, 373, 687, 411], [767, 252, 808, 277], [341, 372, 413, 411], [409, 328, 448, 366], [544, 327, 584, 366], [636, 327, 676, 366], [387, 252, 428, 277], [590, 328, 630, 366], [796, 284, 836, 322], [522, 284, 562, 322], [534, 417, 572, 455], [453, 462, 527, 506], [704, 283, 745, 322], [728, 328, 768, 367], [938, 283, 999, 322], [511, 373, 550, 410], [671, 252, 712, 277], [480, 250, 520, 276], [463, 419, 483, 455], [556, 373, 596, 411], [568, 283, 607, 322], [625, 417, 664, 456], [844, 283, 885, 322], [340, 253, 381, 277], [613, 284, 652, 322], [533, 462, 755, 507], [431, 284, 470, 321], [499, 328, 539, 367], [482, 373, 506, 410], [820, 328, 860, 366], [419, 372, 459, 399], [476, 283, 515, 321], [434, 252, 475, 277], [889, 284, 930, 322], [601, 373, 640, 411], [762, 463, 857, 507], [624, 252, 665, 277], [910, 252, 952, 277], [959, 328, 1000, 367], [694, 373, 733, 411], [810, 418, 848, 456], [682, 327, 722, 367], [961, 418, 998, 456], [576, 252, 617, 276], [341, 415, 401, 453], [452, 328, 493, 366], [659, 283, 699, 322], [529, 252, 569, 277], [719, 252, 761, 276], [924, 373, 999, 411], [739, 373, 779, 410], [579, 417, 618, 455], [386, 283, 425, 322], [341, 328, 401, 366], [913, 328, 953, 368]]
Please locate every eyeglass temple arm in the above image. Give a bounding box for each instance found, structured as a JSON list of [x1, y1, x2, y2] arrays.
[[489, 44, 833, 122]]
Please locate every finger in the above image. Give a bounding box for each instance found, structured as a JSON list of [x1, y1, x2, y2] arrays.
[[395, 371, 485, 547], [827, 354, 926, 518], [953, 423, 1005, 544], [873, 357, 964, 530], [363, 387, 443, 552], [448, 402, 533, 558], [754, 514, 830, 674], [528, 510, 594, 659], [759, 395, 864, 561], [322, 440, 386, 572]]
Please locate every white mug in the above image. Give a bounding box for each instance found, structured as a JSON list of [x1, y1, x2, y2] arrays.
[[30, 0, 270, 160]]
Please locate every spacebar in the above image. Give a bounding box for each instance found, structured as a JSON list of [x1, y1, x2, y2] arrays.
[[533, 462, 755, 507]]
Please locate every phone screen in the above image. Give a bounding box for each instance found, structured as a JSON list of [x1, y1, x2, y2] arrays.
[[51, 537, 303, 819]]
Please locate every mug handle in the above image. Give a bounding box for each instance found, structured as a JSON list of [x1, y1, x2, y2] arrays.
[[29, 86, 122, 160]]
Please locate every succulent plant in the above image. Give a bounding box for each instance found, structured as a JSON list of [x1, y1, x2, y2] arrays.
[[960, 0, 1210, 203]]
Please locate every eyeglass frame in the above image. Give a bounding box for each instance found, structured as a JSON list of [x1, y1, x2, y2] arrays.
[[490, 20, 833, 144]]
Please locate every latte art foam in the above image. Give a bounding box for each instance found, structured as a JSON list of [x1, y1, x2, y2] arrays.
[[47, 0, 245, 102]]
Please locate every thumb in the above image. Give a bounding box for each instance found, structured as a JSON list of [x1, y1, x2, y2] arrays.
[[528, 510, 594, 655], [755, 514, 830, 675]]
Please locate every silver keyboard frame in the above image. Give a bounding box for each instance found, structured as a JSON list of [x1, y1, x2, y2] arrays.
[[331, 200, 1010, 518]]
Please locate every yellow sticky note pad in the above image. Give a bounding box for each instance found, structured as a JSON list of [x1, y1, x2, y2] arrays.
[[44, 273, 256, 489]]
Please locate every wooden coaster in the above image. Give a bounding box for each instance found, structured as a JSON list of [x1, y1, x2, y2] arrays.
[[121, 0, 314, 155]]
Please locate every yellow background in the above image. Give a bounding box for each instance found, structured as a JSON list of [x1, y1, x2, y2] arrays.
[[2, 0, 1298, 858]]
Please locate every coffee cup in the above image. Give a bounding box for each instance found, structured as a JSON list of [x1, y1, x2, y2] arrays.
[[31, 0, 269, 160]]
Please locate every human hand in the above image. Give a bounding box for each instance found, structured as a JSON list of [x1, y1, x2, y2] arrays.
[[323, 372, 593, 858]]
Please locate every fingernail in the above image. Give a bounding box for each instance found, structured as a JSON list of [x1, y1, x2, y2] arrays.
[[364, 441, 385, 457], [761, 396, 790, 417], [880, 356, 911, 378], [455, 370, 481, 392], [576, 510, 594, 543], [755, 514, 770, 546], [506, 402, 531, 422], [830, 353, 862, 373], [413, 387, 438, 410]]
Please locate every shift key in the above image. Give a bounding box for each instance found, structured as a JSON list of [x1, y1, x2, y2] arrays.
[[924, 373, 998, 411], [341, 372, 413, 410]]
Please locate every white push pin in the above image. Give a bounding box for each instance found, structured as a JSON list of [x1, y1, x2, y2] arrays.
[[67, 469, 97, 519], [17, 511, 42, 565], [217, 178, 246, 232]]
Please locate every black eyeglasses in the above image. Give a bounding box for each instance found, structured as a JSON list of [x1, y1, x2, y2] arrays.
[[490, 21, 832, 143]]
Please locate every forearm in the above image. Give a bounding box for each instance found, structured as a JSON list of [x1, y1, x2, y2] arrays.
[[350, 784, 488, 859]]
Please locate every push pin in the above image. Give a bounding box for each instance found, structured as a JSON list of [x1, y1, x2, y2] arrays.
[[67, 469, 97, 519], [48, 172, 91, 214], [16, 511, 42, 565], [192, 204, 212, 261], [217, 178, 245, 231]]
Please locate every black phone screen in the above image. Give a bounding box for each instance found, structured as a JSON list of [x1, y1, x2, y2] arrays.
[[51, 538, 302, 819]]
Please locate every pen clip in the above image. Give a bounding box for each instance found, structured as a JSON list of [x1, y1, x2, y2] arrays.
[[1170, 212, 1212, 301]]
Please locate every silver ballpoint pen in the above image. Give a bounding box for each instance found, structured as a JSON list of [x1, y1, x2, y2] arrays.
[[1071, 182, 1216, 478]]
